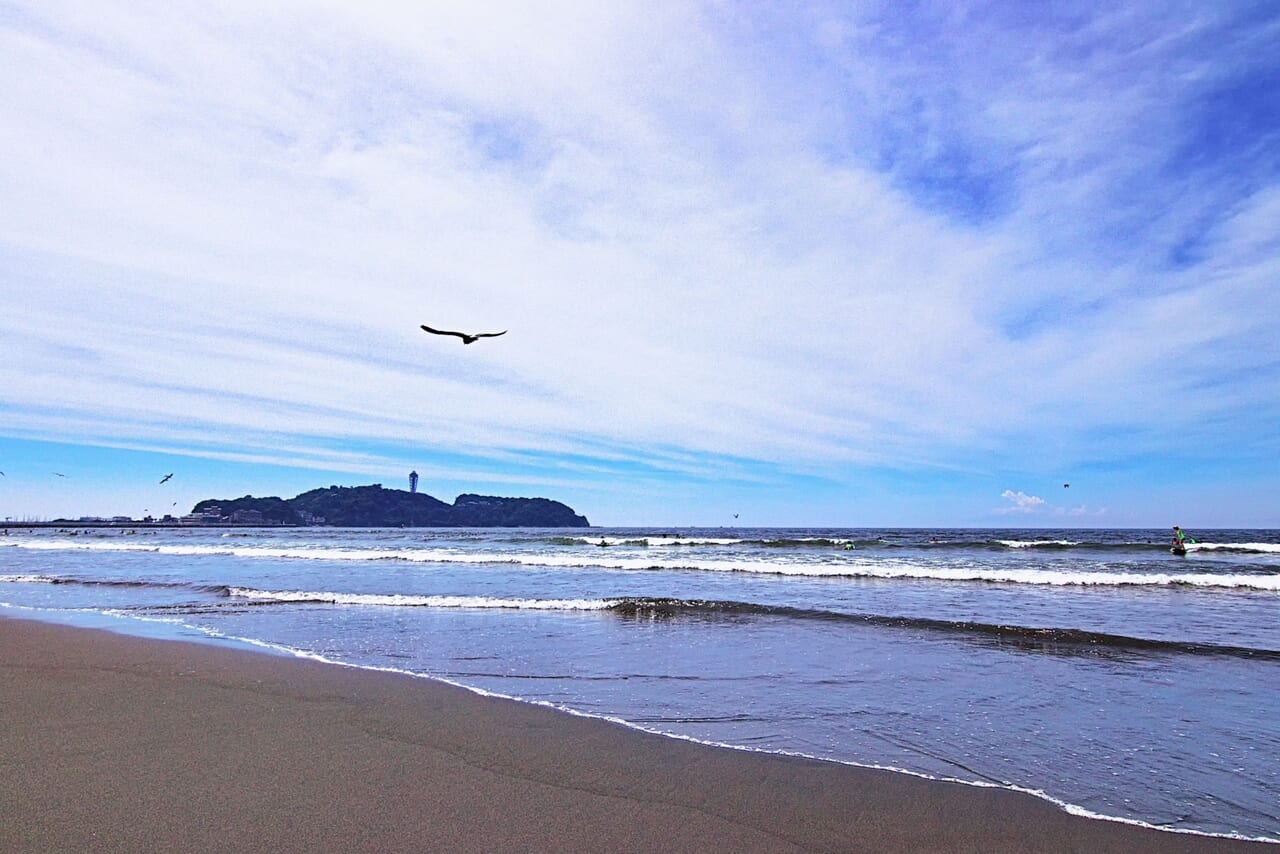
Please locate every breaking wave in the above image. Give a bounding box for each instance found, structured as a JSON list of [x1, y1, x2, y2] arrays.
[[4, 540, 1280, 590], [162, 589, 1280, 660], [225, 587, 614, 611]]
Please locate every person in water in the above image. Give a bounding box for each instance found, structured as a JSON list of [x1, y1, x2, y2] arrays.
[[1172, 526, 1187, 549]]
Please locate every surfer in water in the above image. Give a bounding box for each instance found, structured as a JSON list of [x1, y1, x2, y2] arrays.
[[1172, 526, 1191, 551]]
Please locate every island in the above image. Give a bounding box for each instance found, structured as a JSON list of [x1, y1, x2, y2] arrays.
[[188, 484, 590, 528]]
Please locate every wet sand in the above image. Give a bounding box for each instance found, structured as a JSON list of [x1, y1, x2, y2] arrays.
[[0, 615, 1271, 853]]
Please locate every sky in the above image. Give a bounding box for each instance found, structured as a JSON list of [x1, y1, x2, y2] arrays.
[[1, 1, 1278, 527]]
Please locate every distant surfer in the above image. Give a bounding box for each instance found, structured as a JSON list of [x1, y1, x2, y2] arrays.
[[1171, 525, 1195, 555]]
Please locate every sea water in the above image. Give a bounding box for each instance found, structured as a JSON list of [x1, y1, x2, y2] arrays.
[[2, 526, 1277, 840]]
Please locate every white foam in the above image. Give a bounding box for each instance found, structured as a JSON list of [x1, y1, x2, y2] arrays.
[[1191, 542, 1280, 554], [9, 539, 1279, 590], [569, 535, 746, 546], [997, 539, 1078, 548], [535, 554, 1280, 591], [227, 587, 618, 610], [7, 539, 494, 564], [815, 563, 1280, 591], [0, 574, 57, 584]]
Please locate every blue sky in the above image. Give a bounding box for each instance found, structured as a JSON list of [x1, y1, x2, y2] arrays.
[[2, 1, 1278, 527]]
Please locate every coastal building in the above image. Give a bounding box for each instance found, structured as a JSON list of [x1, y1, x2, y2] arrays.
[[179, 508, 223, 525], [409, 471, 418, 494]]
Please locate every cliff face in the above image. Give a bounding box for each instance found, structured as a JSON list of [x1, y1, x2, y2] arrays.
[[192, 484, 590, 527]]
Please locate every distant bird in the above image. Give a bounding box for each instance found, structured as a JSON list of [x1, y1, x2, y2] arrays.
[[1063, 483, 1070, 488], [53, 472, 67, 478], [420, 324, 507, 345], [159, 473, 174, 484], [0, 471, 5, 476]]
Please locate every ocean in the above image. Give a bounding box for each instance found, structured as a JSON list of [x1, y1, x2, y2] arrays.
[[2, 525, 1277, 841]]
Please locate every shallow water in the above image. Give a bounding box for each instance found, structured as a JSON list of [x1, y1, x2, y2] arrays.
[[2, 526, 1277, 839]]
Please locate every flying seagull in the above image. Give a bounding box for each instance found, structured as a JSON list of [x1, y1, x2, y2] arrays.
[[53, 472, 67, 478], [420, 324, 507, 345], [159, 473, 174, 484]]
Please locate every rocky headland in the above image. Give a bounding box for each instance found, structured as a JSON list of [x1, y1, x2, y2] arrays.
[[190, 484, 590, 527]]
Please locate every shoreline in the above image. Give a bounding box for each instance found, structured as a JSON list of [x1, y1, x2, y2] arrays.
[[49, 608, 1268, 844], [1, 614, 1272, 852]]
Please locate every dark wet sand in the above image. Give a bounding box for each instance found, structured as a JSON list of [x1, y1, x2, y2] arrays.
[[0, 615, 1271, 853]]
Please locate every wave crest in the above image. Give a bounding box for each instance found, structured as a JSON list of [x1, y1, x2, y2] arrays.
[[225, 587, 617, 610]]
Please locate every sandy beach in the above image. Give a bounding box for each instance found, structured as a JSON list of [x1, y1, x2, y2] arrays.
[[0, 615, 1270, 853]]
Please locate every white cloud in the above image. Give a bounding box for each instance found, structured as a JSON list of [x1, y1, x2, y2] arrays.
[[1, 1, 1277, 519], [998, 490, 1046, 514]]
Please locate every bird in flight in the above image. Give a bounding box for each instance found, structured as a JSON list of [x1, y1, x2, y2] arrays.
[[53, 472, 67, 478], [420, 324, 507, 345], [159, 473, 174, 484]]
